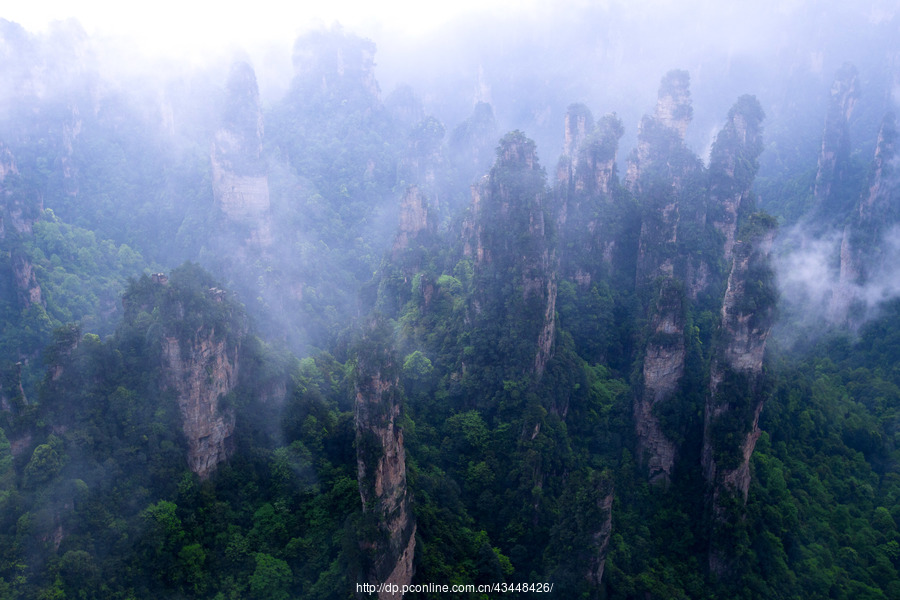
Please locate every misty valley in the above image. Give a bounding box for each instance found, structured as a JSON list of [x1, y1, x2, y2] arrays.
[[1, 6, 900, 599]]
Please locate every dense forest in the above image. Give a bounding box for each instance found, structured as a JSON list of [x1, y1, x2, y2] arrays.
[[1, 4, 900, 598]]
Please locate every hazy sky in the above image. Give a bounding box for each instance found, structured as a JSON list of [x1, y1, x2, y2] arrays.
[[5, 0, 552, 59]]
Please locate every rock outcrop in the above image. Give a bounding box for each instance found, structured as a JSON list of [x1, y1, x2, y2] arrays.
[[701, 214, 777, 574], [557, 111, 625, 289], [466, 131, 558, 377], [123, 269, 245, 479], [354, 321, 415, 599], [812, 64, 860, 216], [708, 96, 766, 261], [626, 70, 693, 193], [563, 104, 594, 168], [628, 73, 702, 482], [391, 185, 433, 262], [830, 112, 898, 323], [586, 476, 615, 588], [1, 141, 44, 309], [161, 325, 239, 480], [635, 280, 685, 485], [211, 61, 272, 248]]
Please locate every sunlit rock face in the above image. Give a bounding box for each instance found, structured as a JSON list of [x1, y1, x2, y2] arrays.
[[354, 323, 415, 598], [211, 61, 272, 247]]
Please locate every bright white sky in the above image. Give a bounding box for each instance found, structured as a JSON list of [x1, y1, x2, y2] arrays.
[[4, 0, 554, 59]]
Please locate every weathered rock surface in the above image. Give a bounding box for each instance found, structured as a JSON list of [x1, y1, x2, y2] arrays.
[[708, 96, 765, 262], [813, 64, 859, 213], [701, 215, 777, 574], [391, 185, 432, 260], [466, 132, 558, 377], [355, 324, 415, 598], [635, 281, 685, 485], [161, 329, 238, 479], [586, 478, 614, 588], [626, 70, 693, 192], [211, 61, 272, 247], [830, 112, 898, 324], [1, 142, 44, 309]]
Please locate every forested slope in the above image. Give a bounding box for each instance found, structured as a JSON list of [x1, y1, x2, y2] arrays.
[[0, 14, 899, 599]]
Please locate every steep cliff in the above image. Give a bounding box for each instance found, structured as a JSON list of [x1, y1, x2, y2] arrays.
[[629, 72, 705, 284], [586, 476, 615, 588], [161, 326, 239, 480], [629, 73, 703, 482], [354, 321, 415, 598], [467, 131, 558, 377], [701, 214, 777, 574], [830, 112, 898, 323], [122, 267, 246, 479], [0, 142, 44, 309], [557, 111, 626, 290], [626, 70, 693, 193], [635, 280, 685, 484], [391, 185, 433, 263], [812, 64, 860, 218], [708, 96, 766, 262], [211, 61, 272, 248]]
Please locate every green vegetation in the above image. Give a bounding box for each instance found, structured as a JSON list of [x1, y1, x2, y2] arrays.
[[0, 20, 898, 600]]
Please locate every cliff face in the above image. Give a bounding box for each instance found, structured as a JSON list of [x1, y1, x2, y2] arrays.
[[391, 185, 432, 261], [701, 215, 777, 573], [586, 477, 614, 588], [830, 113, 898, 323], [161, 326, 239, 479], [626, 70, 693, 193], [467, 131, 558, 377], [292, 29, 380, 104], [123, 270, 245, 480], [211, 61, 272, 248], [708, 96, 765, 261], [629, 72, 704, 284], [563, 104, 595, 168], [0, 142, 44, 309], [629, 73, 700, 482], [813, 64, 860, 215], [354, 323, 415, 598], [635, 280, 685, 484], [557, 112, 625, 289]]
